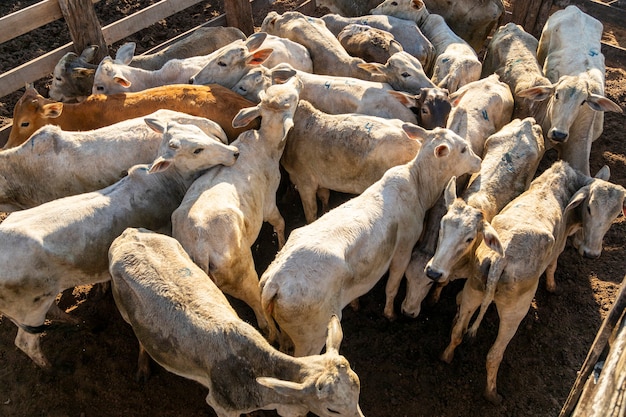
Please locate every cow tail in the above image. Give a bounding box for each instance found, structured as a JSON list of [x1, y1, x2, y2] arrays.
[[260, 279, 281, 343], [468, 255, 505, 338]]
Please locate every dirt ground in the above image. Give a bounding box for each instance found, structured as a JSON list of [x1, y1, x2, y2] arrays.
[[0, 1, 625, 417]]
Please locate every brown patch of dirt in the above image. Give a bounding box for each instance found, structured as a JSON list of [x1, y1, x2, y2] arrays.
[[0, 2, 625, 417]]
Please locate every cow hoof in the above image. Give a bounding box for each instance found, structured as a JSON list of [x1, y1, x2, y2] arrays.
[[440, 350, 454, 364], [484, 390, 503, 405]]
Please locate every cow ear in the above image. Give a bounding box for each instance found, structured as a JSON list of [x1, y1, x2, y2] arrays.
[[412, 0, 425, 10], [482, 221, 503, 255], [256, 377, 308, 398], [448, 88, 467, 107], [586, 94, 623, 113], [115, 42, 136, 65], [594, 165, 610, 181], [401, 122, 426, 142], [42, 103, 63, 118], [246, 48, 273, 66], [245, 31, 268, 52], [144, 117, 166, 134], [80, 45, 99, 62], [357, 62, 385, 76], [148, 156, 171, 173], [518, 86, 554, 101], [443, 177, 457, 208], [325, 315, 343, 355], [565, 186, 590, 214], [114, 75, 132, 88], [389, 90, 416, 108], [232, 106, 261, 128], [73, 67, 95, 79], [434, 143, 450, 158]]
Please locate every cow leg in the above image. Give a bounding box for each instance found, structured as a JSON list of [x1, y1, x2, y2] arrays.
[[484, 286, 536, 404], [441, 279, 483, 364], [136, 340, 152, 382], [294, 182, 320, 224], [316, 188, 331, 213], [545, 238, 567, 293], [230, 252, 279, 344], [15, 328, 50, 368], [265, 204, 286, 249], [383, 249, 413, 320], [401, 250, 434, 318]]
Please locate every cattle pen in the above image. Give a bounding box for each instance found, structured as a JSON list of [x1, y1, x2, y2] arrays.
[[0, 1, 625, 417]]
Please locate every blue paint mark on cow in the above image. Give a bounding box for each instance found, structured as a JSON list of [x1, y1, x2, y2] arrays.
[[324, 81, 331, 90], [442, 58, 450, 63], [589, 49, 599, 57], [364, 122, 373, 133], [178, 267, 192, 277], [482, 110, 489, 121]]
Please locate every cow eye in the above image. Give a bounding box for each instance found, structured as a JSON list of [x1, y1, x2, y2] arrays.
[[587, 205, 591, 214], [217, 61, 227, 67], [461, 146, 467, 154], [466, 237, 473, 243], [21, 121, 30, 128], [581, 100, 586, 106], [401, 72, 410, 78], [327, 409, 341, 415], [421, 108, 429, 114], [96, 86, 104, 91], [55, 77, 62, 81], [392, 1, 398, 5], [555, 92, 559, 99], [193, 148, 204, 155]]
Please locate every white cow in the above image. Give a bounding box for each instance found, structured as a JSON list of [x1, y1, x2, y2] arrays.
[[320, 13, 435, 72], [109, 227, 364, 417], [481, 23, 554, 135], [232, 64, 418, 122], [446, 73, 514, 159], [281, 99, 423, 223], [0, 109, 227, 212], [0, 118, 239, 368], [49, 27, 247, 102], [440, 160, 626, 404], [261, 11, 374, 80], [401, 117, 545, 317], [172, 72, 302, 343], [524, 6, 622, 174], [259, 123, 481, 356], [190, 33, 314, 85], [92, 33, 272, 95]]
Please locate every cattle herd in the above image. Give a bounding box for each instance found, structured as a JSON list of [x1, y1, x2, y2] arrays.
[[0, 0, 625, 416]]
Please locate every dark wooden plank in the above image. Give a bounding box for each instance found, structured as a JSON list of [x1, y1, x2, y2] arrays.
[[58, 0, 108, 61], [224, 0, 254, 36]]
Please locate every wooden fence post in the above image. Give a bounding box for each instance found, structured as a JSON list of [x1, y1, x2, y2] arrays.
[[224, 0, 255, 36], [58, 0, 108, 62]]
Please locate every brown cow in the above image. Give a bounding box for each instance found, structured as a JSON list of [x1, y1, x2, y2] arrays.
[[6, 84, 258, 148]]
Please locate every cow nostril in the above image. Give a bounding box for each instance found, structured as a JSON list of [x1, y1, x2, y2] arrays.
[[189, 77, 194, 84], [425, 266, 443, 281], [550, 130, 568, 142], [583, 250, 600, 259], [234, 151, 240, 159]]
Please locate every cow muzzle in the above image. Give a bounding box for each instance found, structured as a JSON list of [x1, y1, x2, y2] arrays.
[[425, 265, 444, 282], [549, 128, 568, 143]]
